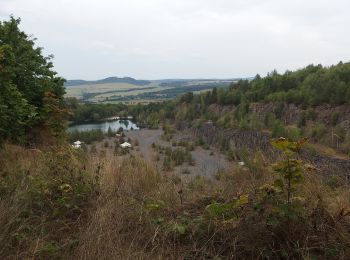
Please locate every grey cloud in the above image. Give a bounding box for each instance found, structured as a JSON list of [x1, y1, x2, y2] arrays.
[[1, 0, 349, 80]]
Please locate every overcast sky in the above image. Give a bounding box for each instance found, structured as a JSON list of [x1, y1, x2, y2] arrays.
[[1, 0, 350, 80]]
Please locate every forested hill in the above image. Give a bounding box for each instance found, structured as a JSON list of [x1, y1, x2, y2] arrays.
[[225, 62, 350, 106], [127, 61, 350, 157], [65, 77, 151, 87]]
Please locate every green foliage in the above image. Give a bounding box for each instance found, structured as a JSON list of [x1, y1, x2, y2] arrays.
[[176, 140, 195, 151], [67, 129, 104, 144], [107, 126, 115, 137], [331, 111, 340, 126], [0, 46, 36, 143], [311, 123, 326, 140], [270, 137, 309, 204], [127, 101, 175, 128], [217, 134, 230, 151], [204, 194, 249, 219], [162, 123, 176, 135], [196, 136, 205, 146], [274, 102, 285, 119], [146, 200, 166, 211], [271, 119, 287, 137], [146, 62, 350, 133], [0, 17, 66, 144], [156, 145, 194, 170], [238, 117, 249, 130], [171, 223, 187, 235], [67, 102, 128, 123]]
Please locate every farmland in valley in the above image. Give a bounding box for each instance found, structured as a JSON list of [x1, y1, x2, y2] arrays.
[[65, 77, 237, 103]]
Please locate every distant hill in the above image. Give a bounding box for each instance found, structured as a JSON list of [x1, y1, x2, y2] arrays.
[[65, 77, 151, 87]]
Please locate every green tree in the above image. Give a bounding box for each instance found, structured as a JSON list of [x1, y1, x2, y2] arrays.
[[0, 17, 66, 143], [211, 87, 218, 103], [107, 126, 114, 137], [0, 45, 36, 143]]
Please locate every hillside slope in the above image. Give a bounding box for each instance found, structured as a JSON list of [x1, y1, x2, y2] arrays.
[[65, 76, 151, 87]]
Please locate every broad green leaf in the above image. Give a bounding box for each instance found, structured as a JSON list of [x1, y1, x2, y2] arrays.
[[205, 202, 229, 217], [173, 223, 186, 235]]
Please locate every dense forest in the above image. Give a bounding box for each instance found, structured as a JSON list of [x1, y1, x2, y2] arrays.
[[222, 63, 350, 106], [2, 16, 350, 259]]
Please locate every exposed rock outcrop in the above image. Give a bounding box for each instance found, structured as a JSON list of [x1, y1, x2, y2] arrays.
[[188, 123, 350, 180]]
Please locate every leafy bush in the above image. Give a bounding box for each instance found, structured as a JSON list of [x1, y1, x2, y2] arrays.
[[272, 119, 287, 137], [157, 146, 194, 170]]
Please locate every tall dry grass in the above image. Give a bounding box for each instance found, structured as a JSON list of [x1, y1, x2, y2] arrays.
[[1, 144, 350, 259], [73, 150, 350, 259], [0, 144, 96, 259], [75, 154, 179, 259]]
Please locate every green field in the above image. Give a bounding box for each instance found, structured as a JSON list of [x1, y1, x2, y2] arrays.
[[66, 82, 154, 98], [65, 79, 234, 103]]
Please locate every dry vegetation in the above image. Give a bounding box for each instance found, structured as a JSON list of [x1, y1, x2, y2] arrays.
[[2, 140, 350, 259], [75, 144, 350, 259], [0, 144, 96, 259]]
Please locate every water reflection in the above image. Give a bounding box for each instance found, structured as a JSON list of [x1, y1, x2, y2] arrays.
[[67, 120, 139, 133]]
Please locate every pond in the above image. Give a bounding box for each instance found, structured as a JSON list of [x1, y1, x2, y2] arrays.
[[67, 119, 139, 133]]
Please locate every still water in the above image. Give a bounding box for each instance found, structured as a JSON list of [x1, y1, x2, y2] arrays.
[[67, 120, 139, 133]]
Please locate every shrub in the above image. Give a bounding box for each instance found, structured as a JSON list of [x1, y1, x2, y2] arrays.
[[0, 145, 96, 259], [177, 140, 195, 151], [286, 126, 302, 141], [196, 137, 205, 146], [272, 119, 287, 137], [107, 126, 115, 137], [158, 146, 194, 169], [331, 112, 340, 126]]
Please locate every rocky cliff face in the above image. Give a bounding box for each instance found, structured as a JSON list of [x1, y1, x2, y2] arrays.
[[187, 123, 350, 180], [208, 103, 350, 129]]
